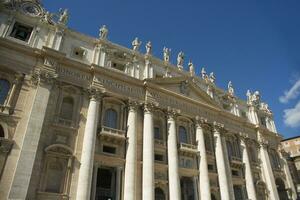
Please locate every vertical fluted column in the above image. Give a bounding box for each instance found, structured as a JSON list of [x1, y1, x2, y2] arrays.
[[195, 117, 211, 200], [279, 149, 297, 200], [240, 135, 257, 200], [258, 132, 280, 200], [167, 110, 181, 200], [76, 89, 101, 200], [213, 122, 233, 200], [142, 104, 154, 200], [8, 71, 56, 200], [124, 101, 138, 200]]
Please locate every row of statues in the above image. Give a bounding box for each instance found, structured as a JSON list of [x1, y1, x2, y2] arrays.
[[98, 25, 271, 111]]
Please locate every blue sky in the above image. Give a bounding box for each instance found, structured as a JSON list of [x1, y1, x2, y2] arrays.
[[43, 0, 300, 138]]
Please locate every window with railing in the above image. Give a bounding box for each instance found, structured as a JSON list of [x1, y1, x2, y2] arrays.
[[104, 108, 118, 129], [0, 79, 10, 105]]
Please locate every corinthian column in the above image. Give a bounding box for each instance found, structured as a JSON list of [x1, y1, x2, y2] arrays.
[[195, 117, 211, 200], [240, 135, 257, 200], [167, 109, 181, 200], [76, 89, 102, 200], [213, 122, 233, 200], [7, 70, 57, 200], [258, 131, 280, 200], [142, 104, 154, 200], [124, 101, 138, 200]]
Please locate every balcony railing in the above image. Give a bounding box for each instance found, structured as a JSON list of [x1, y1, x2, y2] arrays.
[[99, 126, 126, 142], [101, 126, 126, 136], [57, 117, 73, 127], [179, 143, 198, 154], [154, 139, 166, 146]]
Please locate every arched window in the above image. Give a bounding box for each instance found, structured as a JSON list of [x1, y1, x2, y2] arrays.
[[59, 97, 74, 120], [155, 187, 165, 200], [0, 125, 4, 138], [0, 79, 10, 105], [179, 126, 188, 144], [104, 108, 118, 129], [45, 161, 64, 193]]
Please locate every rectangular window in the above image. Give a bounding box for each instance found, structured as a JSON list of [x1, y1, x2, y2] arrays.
[[112, 62, 125, 71], [103, 145, 116, 154], [208, 164, 214, 171], [155, 154, 164, 162], [10, 22, 33, 42], [154, 127, 161, 140]]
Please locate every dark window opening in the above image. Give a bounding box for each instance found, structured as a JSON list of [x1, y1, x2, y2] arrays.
[[155, 154, 164, 162], [103, 146, 116, 154], [104, 108, 118, 129], [0, 125, 4, 138], [10, 22, 33, 42]]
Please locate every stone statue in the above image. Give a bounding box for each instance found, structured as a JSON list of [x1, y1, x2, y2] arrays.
[[163, 47, 171, 62], [246, 90, 261, 106], [201, 67, 207, 80], [99, 25, 108, 40], [188, 61, 195, 76], [177, 51, 184, 70], [43, 11, 53, 23], [260, 102, 272, 114], [228, 81, 234, 96], [145, 41, 152, 54], [58, 8, 68, 25], [209, 72, 216, 84], [132, 37, 141, 51]]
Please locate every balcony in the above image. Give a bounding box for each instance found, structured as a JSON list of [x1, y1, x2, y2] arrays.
[[98, 126, 126, 144], [179, 143, 198, 156], [230, 156, 243, 169], [52, 116, 77, 130], [154, 139, 166, 149]]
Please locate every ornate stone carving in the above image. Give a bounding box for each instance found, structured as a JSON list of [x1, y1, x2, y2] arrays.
[[87, 86, 104, 101], [145, 41, 152, 55], [143, 103, 155, 114], [195, 116, 210, 129], [177, 51, 184, 70], [228, 81, 234, 97], [128, 100, 139, 111], [212, 121, 225, 134], [180, 80, 190, 96], [166, 106, 180, 120], [188, 61, 195, 77], [209, 72, 216, 84], [132, 37, 141, 51], [99, 25, 108, 40], [247, 90, 261, 107], [163, 47, 171, 63], [30, 69, 58, 87], [58, 8, 69, 25]]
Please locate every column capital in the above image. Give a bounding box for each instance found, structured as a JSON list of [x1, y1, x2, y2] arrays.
[[30, 68, 58, 87], [87, 87, 104, 101], [166, 106, 180, 120], [128, 100, 139, 111], [143, 103, 155, 114], [195, 116, 210, 129], [212, 121, 226, 134]]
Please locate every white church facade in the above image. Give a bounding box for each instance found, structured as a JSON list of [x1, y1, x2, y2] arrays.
[[0, 1, 297, 199]]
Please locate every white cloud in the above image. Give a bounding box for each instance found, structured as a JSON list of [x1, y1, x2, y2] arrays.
[[283, 101, 300, 128], [279, 79, 300, 103]]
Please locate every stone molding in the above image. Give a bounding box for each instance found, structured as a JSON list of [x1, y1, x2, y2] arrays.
[[0, 138, 13, 154], [30, 68, 58, 87]]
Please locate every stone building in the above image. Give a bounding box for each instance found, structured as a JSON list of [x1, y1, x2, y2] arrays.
[[281, 136, 300, 198], [0, 0, 297, 199]]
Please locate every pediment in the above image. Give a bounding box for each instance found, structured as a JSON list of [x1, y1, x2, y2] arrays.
[[147, 77, 222, 109]]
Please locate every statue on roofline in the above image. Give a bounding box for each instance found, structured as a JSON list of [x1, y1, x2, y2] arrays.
[[99, 25, 108, 40], [163, 47, 171, 62], [132, 37, 142, 51]]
